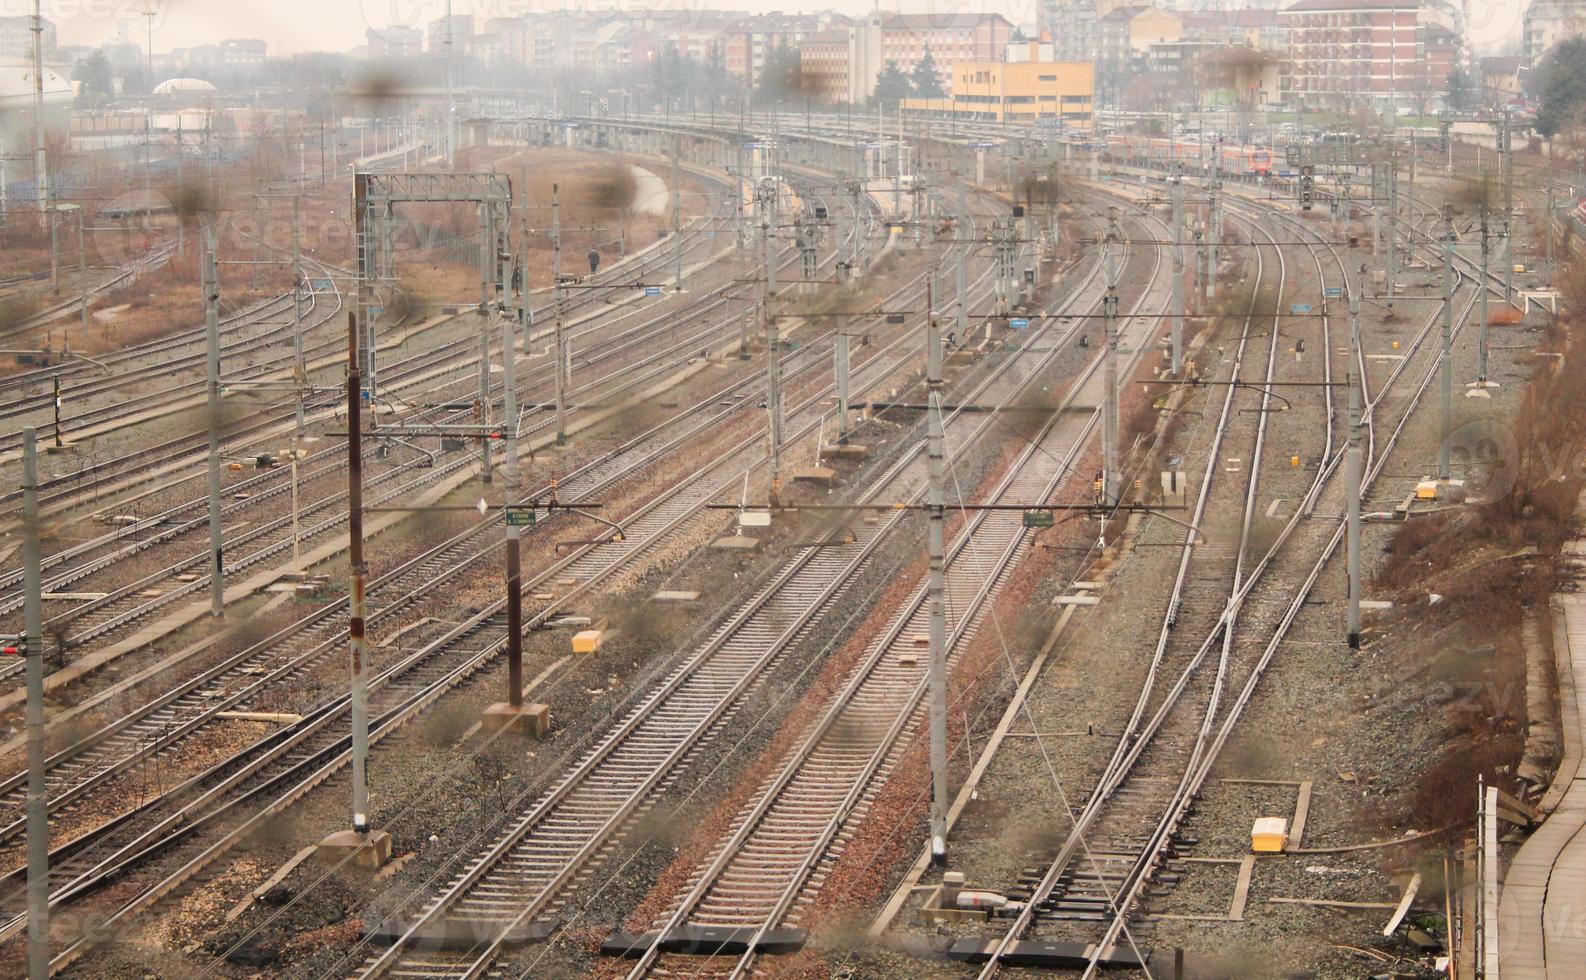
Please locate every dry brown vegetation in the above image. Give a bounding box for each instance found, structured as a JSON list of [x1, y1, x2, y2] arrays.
[[1372, 260, 1586, 832]]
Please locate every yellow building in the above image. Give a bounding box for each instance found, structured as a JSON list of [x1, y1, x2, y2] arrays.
[[901, 42, 1094, 127]]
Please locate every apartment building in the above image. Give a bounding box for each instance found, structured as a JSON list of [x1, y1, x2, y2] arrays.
[[882, 13, 1015, 91], [0, 15, 55, 61], [902, 40, 1094, 125], [1281, 0, 1425, 109], [1524, 0, 1586, 66], [799, 14, 885, 105], [367, 26, 423, 59]]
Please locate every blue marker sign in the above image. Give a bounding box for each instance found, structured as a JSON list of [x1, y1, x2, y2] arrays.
[[1010, 317, 1030, 329], [1324, 286, 1343, 298], [1290, 303, 1312, 315], [644, 285, 662, 297]]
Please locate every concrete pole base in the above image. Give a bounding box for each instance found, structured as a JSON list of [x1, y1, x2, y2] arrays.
[[315, 829, 392, 870], [482, 701, 551, 737]]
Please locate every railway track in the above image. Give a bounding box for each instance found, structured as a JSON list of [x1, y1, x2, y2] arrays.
[[968, 194, 1330, 965], [0, 180, 739, 520], [337, 200, 1132, 980], [0, 173, 860, 734], [0, 167, 871, 677], [34, 175, 1015, 970], [0, 169, 970, 945], [968, 184, 1493, 978], [612, 209, 1173, 980], [0, 242, 176, 347]]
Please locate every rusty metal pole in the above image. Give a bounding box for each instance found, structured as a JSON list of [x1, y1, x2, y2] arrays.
[[506, 526, 523, 707], [346, 310, 371, 833]]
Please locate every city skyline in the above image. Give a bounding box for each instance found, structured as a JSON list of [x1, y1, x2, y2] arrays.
[[33, 0, 1531, 59]]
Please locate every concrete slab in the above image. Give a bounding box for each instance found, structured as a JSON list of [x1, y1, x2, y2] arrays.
[[822, 444, 870, 461], [481, 701, 550, 737], [652, 590, 701, 602], [711, 535, 760, 551], [315, 829, 393, 870], [792, 465, 837, 485]]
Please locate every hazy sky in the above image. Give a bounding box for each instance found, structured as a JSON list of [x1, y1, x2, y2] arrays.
[[41, 0, 1529, 57]]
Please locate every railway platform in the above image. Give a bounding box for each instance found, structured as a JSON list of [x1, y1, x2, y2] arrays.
[[1498, 539, 1586, 978]]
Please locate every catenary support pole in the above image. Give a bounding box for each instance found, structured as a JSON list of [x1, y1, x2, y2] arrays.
[[1502, 109, 1514, 301], [765, 218, 783, 504], [1346, 290, 1363, 648], [1477, 211, 1490, 387], [836, 327, 850, 444], [506, 516, 523, 707], [30, 0, 46, 230], [75, 206, 86, 339], [1103, 209, 1121, 506], [1170, 165, 1184, 374], [1441, 210, 1455, 480], [21, 428, 47, 980], [672, 138, 683, 290], [292, 196, 305, 437], [203, 220, 224, 618], [1385, 156, 1396, 311], [346, 314, 372, 834], [925, 275, 948, 864], [477, 205, 494, 483], [553, 183, 567, 445]]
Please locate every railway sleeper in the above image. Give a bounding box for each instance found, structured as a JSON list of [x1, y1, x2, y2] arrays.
[[601, 924, 808, 958], [364, 915, 557, 949], [945, 937, 1152, 968]]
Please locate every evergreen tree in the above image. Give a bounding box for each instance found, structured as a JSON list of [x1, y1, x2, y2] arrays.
[[911, 46, 945, 99], [73, 50, 115, 107], [1444, 66, 1472, 112], [753, 37, 802, 106], [872, 60, 913, 110], [1535, 38, 1586, 139]]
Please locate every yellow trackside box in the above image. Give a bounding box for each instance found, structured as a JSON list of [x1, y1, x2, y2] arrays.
[[1251, 817, 1289, 853], [572, 630, 605, 654]]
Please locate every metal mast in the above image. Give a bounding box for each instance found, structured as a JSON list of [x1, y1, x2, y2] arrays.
[[1346, 290, 1363, 648], [1170, 164, 1184, 374], [925, 274, 948, 863], [1103, 207, 1121, 506], [203, 220, 224, 618], [21, 428, 47, 980], [1440, 207, 1455, 480]]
